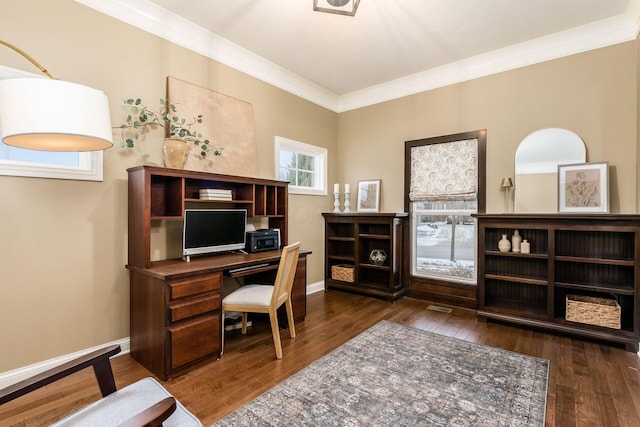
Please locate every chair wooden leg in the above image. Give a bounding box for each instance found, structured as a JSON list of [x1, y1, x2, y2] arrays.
[[241, 312, 248, 334], [92, 358, 117, 397], [285, 297, 296, 339], [268, 309, 283, 359]]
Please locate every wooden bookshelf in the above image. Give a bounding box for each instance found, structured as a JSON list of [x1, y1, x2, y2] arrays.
[[323, 213, 407, 301], [475, 214, 640, 352]]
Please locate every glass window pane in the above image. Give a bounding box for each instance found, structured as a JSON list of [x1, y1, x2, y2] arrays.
[[414, 200, 477, 211], [278, 167, 291, 182], [274, 136, 326, 195], [415, 213, 475, 282], [296, 153, 315, 172], [280, 150, 296, 168], [0, 140, 79, 166], [296, 171, 314, 187]]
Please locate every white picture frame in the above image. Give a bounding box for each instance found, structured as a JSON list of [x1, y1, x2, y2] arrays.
[[558, 162, 609, 213], [357, 179, 381, 212]]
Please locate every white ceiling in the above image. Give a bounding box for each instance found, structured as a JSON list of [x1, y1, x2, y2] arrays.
[[77, 0, 639, 112]]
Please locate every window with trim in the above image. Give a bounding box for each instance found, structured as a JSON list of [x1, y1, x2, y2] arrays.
[[404, 131, 486, 284], [0, 65, 104, 181], [275, 136, 327, 195]]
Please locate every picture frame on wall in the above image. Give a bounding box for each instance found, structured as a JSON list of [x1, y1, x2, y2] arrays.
[[558, 162, 609, 213], [357, 179, 381, 212]]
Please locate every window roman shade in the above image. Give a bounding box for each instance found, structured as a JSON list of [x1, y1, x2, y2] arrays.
[[409, 138, 478, 202]]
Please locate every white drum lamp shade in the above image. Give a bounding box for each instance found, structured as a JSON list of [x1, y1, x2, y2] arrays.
[[0, 77, 113, 151]]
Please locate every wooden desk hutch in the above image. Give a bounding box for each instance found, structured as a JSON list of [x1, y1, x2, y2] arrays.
[[127, 165, 309, 380]]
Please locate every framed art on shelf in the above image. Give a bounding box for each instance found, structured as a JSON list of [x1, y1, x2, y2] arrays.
[[357, 179, 381, 212], [558, 162, 609, 213]]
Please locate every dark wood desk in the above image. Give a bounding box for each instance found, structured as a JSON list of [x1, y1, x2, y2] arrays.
[[127, 249, 310, 380]]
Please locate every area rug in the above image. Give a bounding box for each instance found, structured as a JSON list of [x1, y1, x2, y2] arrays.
[[213, 320, 548, 426]]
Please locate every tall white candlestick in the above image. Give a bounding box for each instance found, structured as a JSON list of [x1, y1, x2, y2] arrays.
[[345, 183, 350, 193], [334, 183, 339, 193]]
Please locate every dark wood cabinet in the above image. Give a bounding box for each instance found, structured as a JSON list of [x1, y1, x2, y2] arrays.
[[127, 166, 308, 380], [475, 214, 640, 352], [322, 213, 407, 301]]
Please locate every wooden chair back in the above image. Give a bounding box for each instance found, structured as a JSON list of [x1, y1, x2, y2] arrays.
[[271, 242, 301, 307]]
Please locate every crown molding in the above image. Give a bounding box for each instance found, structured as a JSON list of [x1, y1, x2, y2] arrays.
[[74, 0, 339, 111], [76, 0, 639, 113], [338, 14, 639, 112], [628, 0, 640, 32]]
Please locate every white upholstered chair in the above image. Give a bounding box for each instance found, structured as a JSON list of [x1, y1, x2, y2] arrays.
[[222, 242, 301, 359], [0, 345, 201, 427]]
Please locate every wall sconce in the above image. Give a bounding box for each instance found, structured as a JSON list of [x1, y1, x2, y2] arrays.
[[501, 177, 514, 213], [313, 0, 360, 17], [0, 40, 112, 151]]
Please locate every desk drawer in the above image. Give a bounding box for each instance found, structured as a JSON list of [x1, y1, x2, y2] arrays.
[[169, 293, 220, 322], [169, 272, 222, 300], [168, 314, 220, 370]]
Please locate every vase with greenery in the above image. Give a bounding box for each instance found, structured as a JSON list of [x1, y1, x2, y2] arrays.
[[116, 98, 222, 168]]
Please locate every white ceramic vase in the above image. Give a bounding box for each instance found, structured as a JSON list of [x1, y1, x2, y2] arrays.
[[498, 234, 511, 252], [511, 229, 522, 253]]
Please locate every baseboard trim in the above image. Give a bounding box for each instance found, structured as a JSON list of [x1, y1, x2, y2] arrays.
[[0, 337, 130, 389], [1, 282, 324, 389], [306, 280, 325, 295]]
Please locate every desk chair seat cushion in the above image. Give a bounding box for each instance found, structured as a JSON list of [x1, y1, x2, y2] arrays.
[[51, 377, 202, 427], [223, 284, 273, 307]]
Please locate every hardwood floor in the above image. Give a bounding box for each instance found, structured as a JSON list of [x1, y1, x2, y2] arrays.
[[2, 290, 640, 426]]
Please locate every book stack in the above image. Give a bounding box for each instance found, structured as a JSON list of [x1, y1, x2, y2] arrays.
[[199, 188, 232, 201]]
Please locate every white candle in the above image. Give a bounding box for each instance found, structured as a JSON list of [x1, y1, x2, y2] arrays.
[[334, 183, 339, 193], [345, 184, 350, 193]]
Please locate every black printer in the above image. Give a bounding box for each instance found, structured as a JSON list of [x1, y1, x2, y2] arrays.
[[245, 229, 280, 253]]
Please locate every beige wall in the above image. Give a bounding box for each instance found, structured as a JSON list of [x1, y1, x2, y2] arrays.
[[338, 42, 638, 214], [0, 0, 335, 372], [1, 0, 638, 373]]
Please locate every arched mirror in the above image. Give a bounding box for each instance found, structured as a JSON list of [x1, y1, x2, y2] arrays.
[[514, 128, 586, 213]]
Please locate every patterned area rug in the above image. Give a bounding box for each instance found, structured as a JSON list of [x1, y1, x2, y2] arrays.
[[213, 320, 548, 426]]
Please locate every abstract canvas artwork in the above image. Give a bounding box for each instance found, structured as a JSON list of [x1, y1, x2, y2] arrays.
[[167, 76, 258, 176]]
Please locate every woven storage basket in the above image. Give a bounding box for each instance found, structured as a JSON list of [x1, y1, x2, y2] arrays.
[[331, 264, 354, 282], [565, 294, 621, 329]]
